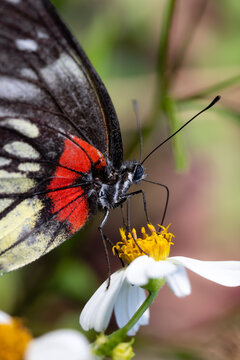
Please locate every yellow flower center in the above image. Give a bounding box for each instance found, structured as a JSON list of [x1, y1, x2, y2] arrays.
[[113, 224, 174, 264], [0, 318, 32, 360]]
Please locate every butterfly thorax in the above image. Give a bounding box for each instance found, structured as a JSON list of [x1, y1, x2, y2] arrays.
[[89, 160, 145, 211]]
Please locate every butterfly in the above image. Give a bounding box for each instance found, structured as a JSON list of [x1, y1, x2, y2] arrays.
[[0, 0, 220, 275], [0, 0, 146, 273]]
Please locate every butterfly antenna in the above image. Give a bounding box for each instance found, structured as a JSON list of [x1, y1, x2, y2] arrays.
[[132, 99, 143, 162], [141, 95, 221, 165]]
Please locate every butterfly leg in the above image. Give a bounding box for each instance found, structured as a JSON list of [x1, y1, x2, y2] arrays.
[[98, 210, 124, 287], [120, 197, 131, 231], [126, 189, 150, 224], [120, 199, 132, 232], [126, 196, 131, 231], [120, 190, 149, 256], [98, 210, 112, 288], [142, 179, 170, 227]]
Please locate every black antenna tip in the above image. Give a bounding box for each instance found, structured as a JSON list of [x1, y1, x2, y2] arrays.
[[205, 95, 221, 112], [141, 95, 221, 165], [212, 95, 221, 106]]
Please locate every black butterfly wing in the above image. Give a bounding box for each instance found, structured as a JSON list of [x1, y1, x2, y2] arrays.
[[0, 0, 123, 273]]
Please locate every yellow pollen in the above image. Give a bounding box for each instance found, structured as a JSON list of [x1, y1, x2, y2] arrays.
[[113, 224, 174, 264], [0, 318, 32, 360]]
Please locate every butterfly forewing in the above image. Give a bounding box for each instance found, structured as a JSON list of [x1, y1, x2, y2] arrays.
[[0, 0, 123, 273]]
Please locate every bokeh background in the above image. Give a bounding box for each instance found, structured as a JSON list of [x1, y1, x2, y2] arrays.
[[1, 0, 240, 359]]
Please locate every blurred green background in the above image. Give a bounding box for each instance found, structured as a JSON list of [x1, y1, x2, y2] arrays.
[[1, 0, 240, 359]]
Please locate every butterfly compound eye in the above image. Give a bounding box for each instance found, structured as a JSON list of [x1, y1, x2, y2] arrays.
[[133, 164, 144, 183]]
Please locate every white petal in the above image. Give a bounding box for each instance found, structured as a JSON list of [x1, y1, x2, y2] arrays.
[[171, 256, 240, 287], [165, 264, 191, 297], [80, 270, 126, 332], [114, 280, 149, 336], [126, 256, 177, 286], [126, 255, 152, 285], [126, 256, 156, 286], [0, 310, 12, 324], [147, 260, 177, 279], [25, 329, 92, 360]]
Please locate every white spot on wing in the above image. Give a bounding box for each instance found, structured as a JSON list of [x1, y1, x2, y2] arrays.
[[41, 53, 86, 85], [0, 199, 14, 212], [1, 118, 39, 138], [0, 170, 35, 194], [18, 162, 40, 172], [0, 76, 40, 101], [37, 30, 49, 39], [16, 39, 38, 52], [0, 157, 11, 166], [20, 68, 37, 80], [4, 141, 40, 159], [5, 0, 21, 3]]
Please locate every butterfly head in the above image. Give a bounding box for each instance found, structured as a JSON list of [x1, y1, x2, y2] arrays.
[[132, 163, 145, 183]]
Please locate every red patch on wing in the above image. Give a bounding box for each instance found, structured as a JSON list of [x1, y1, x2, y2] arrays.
[[47, 135, 106, 233]]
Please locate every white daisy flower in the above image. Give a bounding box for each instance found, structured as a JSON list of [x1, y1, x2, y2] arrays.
[[0, 310, 92, 360], [80, 224, 240, 335]]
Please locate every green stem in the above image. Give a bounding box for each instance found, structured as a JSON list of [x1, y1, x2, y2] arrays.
[[164, 96, 186, 170], [153, 0, 176, 120], [125, 1, 176, 160], [95, 290, 159, 357], [149, 0, 187, 171], [156, 0, 176, 96], [112, 290, 158, 337]]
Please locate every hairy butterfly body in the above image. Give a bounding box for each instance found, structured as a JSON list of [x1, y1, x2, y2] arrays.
[[0, 0, 144, 273]]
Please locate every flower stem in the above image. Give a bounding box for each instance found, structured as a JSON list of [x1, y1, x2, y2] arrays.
[[95, 290, 159, 357], [113, 290, 158, 338]]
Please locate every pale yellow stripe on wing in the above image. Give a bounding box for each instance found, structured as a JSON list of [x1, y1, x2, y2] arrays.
[[0, 228, 67, 273], [0, 170, 35, 193], [40, 228, 67, 253], [0, 230, 50, 273], [0, 198, 43, 249], [0, 199, 14, 212]]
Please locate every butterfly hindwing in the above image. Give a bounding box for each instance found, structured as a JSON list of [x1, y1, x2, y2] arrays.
[[0, 115, 107, 272]]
